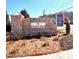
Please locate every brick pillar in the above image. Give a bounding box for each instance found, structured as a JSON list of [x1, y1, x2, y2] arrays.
[[10, 15, 23, 39]]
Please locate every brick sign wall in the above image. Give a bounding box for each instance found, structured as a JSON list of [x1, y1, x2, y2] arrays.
[[11, 15, 57, 39]]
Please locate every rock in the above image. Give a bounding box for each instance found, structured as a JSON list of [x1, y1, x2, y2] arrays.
[[60, 34, 73, 50]]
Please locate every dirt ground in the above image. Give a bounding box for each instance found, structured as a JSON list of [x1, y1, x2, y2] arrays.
[[6, 29, 73, 58]]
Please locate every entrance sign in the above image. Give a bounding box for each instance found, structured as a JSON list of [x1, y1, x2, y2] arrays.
[[56, 13, 64, 26]]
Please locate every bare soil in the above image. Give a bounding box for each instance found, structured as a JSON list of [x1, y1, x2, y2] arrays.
[[6, 30, 73, 58]]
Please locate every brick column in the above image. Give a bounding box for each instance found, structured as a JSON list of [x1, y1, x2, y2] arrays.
[[10, 15, 23, 39]]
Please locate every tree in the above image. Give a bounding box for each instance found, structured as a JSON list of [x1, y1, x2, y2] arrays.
[[6, 11, 11, 32], [64, 11, 73, 24], [20, 9, 30, 18], [6, 11, 10, 25], [66, 23, 70, 34]]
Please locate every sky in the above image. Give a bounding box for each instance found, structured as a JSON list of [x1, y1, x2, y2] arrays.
[[6, 0, 73, 17]]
